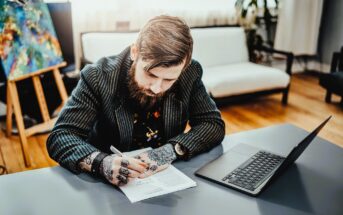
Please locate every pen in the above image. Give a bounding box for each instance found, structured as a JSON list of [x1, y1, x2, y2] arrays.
[[110, 145, 125, 157], [111, 146, 149, 170]]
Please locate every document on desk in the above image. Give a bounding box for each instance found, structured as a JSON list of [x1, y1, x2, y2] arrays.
[[119, 148, 197, 203]]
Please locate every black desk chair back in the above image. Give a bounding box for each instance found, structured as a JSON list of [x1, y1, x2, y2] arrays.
[[319, 46, 343, 106]]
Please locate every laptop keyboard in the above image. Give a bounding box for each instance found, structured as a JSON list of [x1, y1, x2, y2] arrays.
[[222, 151, 284, 191]]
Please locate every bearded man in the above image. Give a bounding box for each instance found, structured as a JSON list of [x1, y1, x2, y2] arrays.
[[47, 15, 225, 186]]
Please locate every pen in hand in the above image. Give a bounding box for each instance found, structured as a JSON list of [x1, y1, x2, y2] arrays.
[[110, 146, 149, 170], [110, 145, 125, 157]]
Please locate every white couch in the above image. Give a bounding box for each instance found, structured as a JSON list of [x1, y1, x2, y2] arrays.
[[81, 27, 293, 105]]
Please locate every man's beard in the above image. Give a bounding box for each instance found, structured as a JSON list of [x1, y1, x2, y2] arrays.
[[127, 63, 165, 109]]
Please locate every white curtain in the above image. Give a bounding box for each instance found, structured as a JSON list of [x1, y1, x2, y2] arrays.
[[68, 0, 237, 70], [274, 0, 323, 56]]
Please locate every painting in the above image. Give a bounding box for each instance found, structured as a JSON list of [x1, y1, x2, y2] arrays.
[[0, 0, 63, 80]]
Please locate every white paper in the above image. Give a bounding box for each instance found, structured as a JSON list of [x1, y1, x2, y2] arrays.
[[119, 148, 197, 203]]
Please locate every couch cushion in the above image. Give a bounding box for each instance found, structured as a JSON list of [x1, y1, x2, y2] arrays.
[[81, 32, 139, 63], [191, 27, 249, 68], [202, 62, 290, 98], [82, 27, 249, 67]]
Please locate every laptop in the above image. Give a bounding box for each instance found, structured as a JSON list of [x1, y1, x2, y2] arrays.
[[195, 116, 331, 196]]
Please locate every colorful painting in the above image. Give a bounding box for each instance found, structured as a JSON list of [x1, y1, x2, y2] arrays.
[[0, 0, 63, 80]]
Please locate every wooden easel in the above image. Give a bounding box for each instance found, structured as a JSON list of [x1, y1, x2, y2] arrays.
[[6, 62, 68, 167]]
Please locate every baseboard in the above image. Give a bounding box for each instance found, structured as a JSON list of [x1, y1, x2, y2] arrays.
[[306, 61, 331, 73], [269, 57, 331, 74]]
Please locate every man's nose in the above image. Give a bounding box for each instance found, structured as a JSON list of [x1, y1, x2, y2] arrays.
[[150, 79, 163, 94]]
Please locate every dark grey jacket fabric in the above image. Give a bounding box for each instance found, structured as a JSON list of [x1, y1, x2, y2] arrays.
[[46, 47, 225, 174]]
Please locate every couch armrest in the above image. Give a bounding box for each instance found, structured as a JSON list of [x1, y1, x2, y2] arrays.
[[80, 57, 93, 70], [252, 45, 294, 76]]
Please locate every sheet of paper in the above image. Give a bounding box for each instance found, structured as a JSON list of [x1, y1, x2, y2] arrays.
[[119, 148, 197, 203]]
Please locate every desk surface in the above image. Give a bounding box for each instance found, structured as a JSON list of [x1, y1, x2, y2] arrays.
[[1, 124, 342, 215]]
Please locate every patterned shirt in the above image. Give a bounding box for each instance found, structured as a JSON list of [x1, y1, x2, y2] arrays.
[[130, 103, 165, 150]]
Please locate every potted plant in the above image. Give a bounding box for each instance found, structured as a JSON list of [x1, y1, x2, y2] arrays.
[[235, 0, 279, 62]]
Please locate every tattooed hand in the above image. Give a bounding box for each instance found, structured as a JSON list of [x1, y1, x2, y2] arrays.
[[134, 143, 177, 178], [79, 151, 148, 186], [99, 155, 148, 186]]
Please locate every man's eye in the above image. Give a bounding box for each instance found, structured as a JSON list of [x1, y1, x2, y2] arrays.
[[164, 79, 175, 84], [148, 73, 156, 78]]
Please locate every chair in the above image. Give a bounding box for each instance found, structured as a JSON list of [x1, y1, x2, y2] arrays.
[[319, 46, 343, 106]]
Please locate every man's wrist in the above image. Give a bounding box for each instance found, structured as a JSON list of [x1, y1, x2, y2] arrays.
[[79, 151, 100, 172], [91, 152, 109, 177], [165, 143, 178, 162], [173, 143, 187, 159]]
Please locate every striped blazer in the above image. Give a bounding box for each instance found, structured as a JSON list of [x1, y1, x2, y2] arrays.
[[47, 47, 225, 173]]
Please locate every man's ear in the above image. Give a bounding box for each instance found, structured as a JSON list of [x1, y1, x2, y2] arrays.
[[130, 44, 138, 61]]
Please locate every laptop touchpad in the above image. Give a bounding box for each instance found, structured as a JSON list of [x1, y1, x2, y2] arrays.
[[231, 143, 260, 156]]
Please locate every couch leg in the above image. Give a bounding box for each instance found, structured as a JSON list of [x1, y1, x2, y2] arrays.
[[282, 89, 289, 105], [325, 91, 332, 103]]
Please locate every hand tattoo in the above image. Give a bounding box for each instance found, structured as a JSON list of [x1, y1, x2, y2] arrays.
[[116, 175, 128, 185], [147, 144, 177, 166], [119, 167, 130, 177], [149, 164, 158, 172], [134, 155, 145, 162], [79, 152, 100, 172], [120, 159, 129, 168], [99, 156, 131, 186], [99, 155, 115, 182], [80, 152, 132, 186], [85, 156, 92, 165]]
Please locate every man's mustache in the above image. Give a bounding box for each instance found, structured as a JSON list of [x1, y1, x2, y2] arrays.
[[143, 89, 164, 98]]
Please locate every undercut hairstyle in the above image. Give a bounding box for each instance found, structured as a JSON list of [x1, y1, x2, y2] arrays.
[[135, 15, 193, 71]]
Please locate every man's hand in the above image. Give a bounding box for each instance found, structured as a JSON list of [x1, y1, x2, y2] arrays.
[[134, 144, 177, 178], [99, 155, 148, 186]]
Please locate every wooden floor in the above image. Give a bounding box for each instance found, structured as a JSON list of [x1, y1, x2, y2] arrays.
[[0, 73, 342, 174]]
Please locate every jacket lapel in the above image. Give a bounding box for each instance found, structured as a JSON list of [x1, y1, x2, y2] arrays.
[[163, 93, 183, 139], [114, 99, 134, 151], [113, 47, 134, 151]]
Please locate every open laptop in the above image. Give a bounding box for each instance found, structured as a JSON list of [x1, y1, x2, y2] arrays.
[[195, 116, 331, 196]]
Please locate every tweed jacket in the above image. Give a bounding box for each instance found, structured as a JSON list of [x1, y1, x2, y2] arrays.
[[47, 47, 225, 173]]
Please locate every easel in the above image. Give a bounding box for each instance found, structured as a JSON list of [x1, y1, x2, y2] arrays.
[[6, 62, 68, 167]]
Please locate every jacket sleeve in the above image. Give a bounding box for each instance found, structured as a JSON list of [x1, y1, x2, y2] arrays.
[[46, 65, 101, 174], [167, 62, 225, 160]]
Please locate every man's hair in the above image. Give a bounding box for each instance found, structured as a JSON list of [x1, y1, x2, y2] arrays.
[[135, 15, 193, 71]]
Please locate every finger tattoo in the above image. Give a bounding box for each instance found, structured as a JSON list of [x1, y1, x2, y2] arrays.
[[116, 174, 128, 184], [121, 159, 129, 168], [119, 167, 130, 177], [149, 164, 158, 172]]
